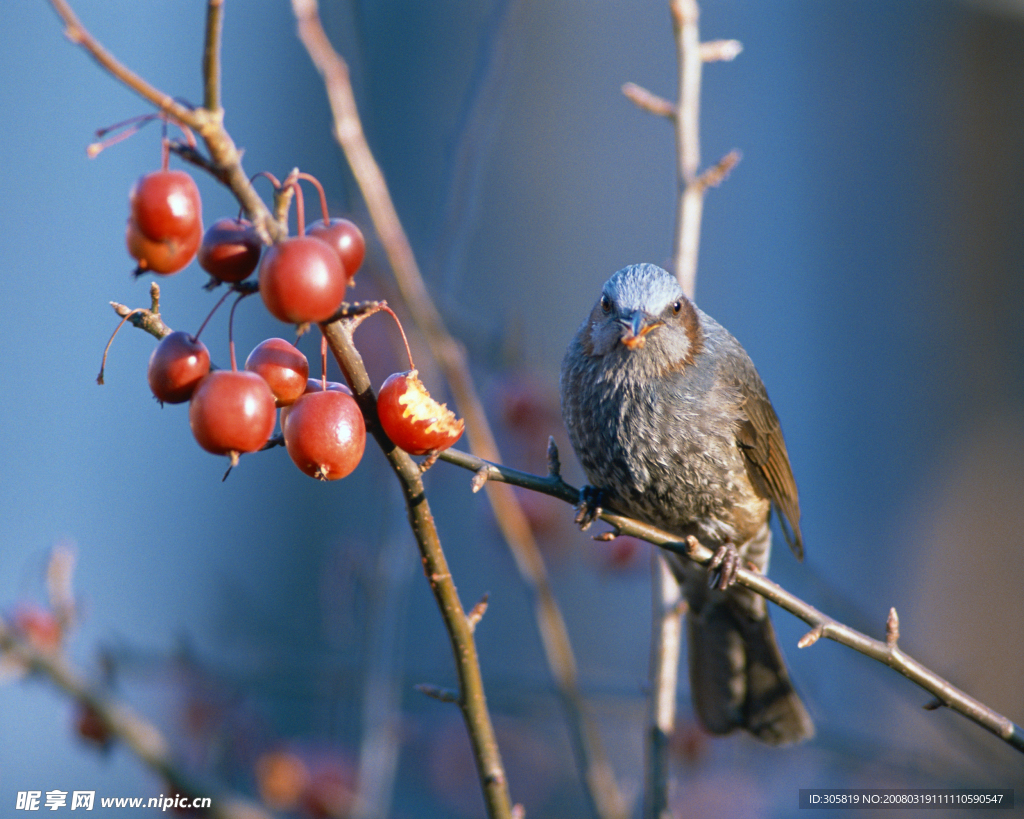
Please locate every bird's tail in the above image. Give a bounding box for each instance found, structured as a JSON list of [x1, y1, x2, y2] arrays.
[[687, 598, 814, 745]]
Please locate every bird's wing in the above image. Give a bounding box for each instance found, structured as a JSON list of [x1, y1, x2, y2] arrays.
[[721, 346, 804, 561]]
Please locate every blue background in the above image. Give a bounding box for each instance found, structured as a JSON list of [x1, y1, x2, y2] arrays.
[[1, 1, 1022, 816]]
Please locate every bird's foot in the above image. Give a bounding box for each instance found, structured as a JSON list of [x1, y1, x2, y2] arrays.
[[573, 485, 607, 531], [708, 542, 741, 590]]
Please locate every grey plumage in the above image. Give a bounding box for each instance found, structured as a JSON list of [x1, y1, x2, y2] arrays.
[[560, 263, 813, 745]]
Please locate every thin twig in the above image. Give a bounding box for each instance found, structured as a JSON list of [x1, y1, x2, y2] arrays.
[[437, 445, 1024, 754], [622, 82, 676, 119], [202, 0, 224, 114], [292, 4, 626, 818], [699, 39, 743, 63], [46, 0, 284, 246], [671, 0, 704, 295]]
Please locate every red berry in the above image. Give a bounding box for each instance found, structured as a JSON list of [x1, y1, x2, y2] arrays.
[[148, 331, 211, 404], [283, 389, 365, 480], [244, 338, 309, 407], [307, 218, 365, 283], [279, 378, 352, 429], [198, 218, 262, 283], [300, 378, 352, 395], [126, 218, 202, 275], [188, 370, 276, 457], [377, 370, 464, 455], [129, 170, 203, 242], [258, 236, 347, 324]]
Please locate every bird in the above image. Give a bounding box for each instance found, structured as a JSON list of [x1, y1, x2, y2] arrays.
[[560, 262, 813, 745]]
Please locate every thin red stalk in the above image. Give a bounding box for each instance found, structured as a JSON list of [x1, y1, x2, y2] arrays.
[[96, 308, 145, 384], [192, 285, 235, 343], [226, 291, 252, 371], [295, 171, 331, 224]]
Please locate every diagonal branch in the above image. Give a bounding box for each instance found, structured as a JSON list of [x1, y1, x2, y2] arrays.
[[101, 296, 518, 819], [46, 0, 285, 246], [319, 317, 515, 819], [438, 445, 1024, 754], [291, 4, 627, 818]]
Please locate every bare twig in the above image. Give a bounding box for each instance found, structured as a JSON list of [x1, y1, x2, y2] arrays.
[[46, 0, 284, 245], [671, 0, 704, 295], [110, 282, 172, 340], [644, 556, 684, 819], [699, 39, 743, 63], [886, 607, 900, 648], [202, 0, 224, 114], [467, 593, 490, 632], [293, 4, 626, 818], [622, 82, 676, 119], [437, 445, 1024, 754]]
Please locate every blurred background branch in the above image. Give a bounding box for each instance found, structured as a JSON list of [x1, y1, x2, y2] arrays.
[[621, 2, 743, 814], [292, 2, 627, 818], [0, 547, 279, 819]]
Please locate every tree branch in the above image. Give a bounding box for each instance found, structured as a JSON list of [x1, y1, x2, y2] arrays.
[[438, 445, 1024, 754], [202, 0, 225, 114], [671, 0, 704, 296], [318, 317, 516, 819]]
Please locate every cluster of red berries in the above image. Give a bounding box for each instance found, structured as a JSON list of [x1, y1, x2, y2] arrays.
[[125, 167, 365, 317], [117, 159, 463, 479]]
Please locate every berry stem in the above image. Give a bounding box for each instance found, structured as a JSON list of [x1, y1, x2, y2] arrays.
[[226, 290, 254, 371], [89, 112, 195, 160], [295, 171, 331, 225], [96, 308, 145, 385], [320, 332, 328, 391], [160, 126, 170, 171], [380, 304, 416, 371], [88, 113, 159, 158], [192, 286, 235, 343], [249, 170, 282, 190]]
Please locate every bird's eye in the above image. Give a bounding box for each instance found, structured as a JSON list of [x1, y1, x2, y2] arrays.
[[600, 295, 612, 313], [672, 300, 683, 315]]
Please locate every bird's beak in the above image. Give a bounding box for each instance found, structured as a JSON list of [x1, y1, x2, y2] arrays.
[[619, 312, 663, 350]]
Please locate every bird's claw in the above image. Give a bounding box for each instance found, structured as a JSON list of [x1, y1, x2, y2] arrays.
[[708, 543, 741, 590], [573, 485, 607, 531]]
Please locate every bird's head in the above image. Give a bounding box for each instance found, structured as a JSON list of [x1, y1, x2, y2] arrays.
[[585, 264, 703, 367]]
